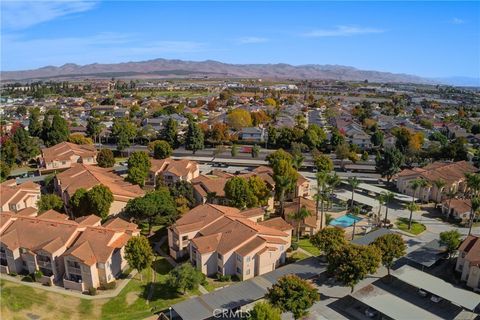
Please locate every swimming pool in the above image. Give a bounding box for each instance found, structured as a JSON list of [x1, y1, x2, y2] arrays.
[[329, 214, 362, 228]]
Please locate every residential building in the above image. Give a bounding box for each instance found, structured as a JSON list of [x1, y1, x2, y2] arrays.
[[39, 142, 97, 172], [0, 211, 138, 291], [283, 197, 325, 236], [191, 173, 232, 205], [148, 158, 199, 187], [55, 164, 145, 216], [442, 198, 471, 223], [168, 204, 291, 280], [0, 180, 41, 213], [456, 235, 480, 292], [396, 161, 477, 203], [239, 127, 266, 142]]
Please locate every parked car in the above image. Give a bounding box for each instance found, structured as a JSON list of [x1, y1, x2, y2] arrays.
[[365, 307, 378, 318], [418, 289, 428, 297]]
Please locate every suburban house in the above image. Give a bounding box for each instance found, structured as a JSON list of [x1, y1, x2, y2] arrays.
[[39, 142, 97, 172], [442, 198, 472, 223], [168, 204, 292, 280], [0, 211, 138, 291], [456, 235, 480, 292], [395, 161, 478, 203], [239, 127, 266, 142], [148, 158, 199, 187], [0, 180, 41, 213], [191, 172, 233, 205], [55, 164, 145, 216], [283, 196, 325, 237]]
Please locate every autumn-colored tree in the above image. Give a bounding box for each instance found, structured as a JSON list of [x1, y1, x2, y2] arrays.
[[227, 108, 252, 130], [251, 110, 270, 126], [264, 98, 277, 107]]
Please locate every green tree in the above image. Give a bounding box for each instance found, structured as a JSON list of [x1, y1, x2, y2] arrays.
[[12, 126, 40, 162], [329, 244, 381, 292], [127, 151, 151, 186], [86, 117, 103, 144], [248, 302, 282, 320], [231, 144, 238, 157], [69, 188, 90, 217], [251, 144, 260, 158], [313, 154, 333, 173], [161, 118, 178, 148], [311, 227, 347, 256], [266, 275, 319, 319], [151, 140, 173, 159], [347, 177, 360, 209], [96, 149, 115, 168], [0, 162, 11, 182], [382, 191, 395, 224], [167, 263, 205, 294], [405, 202, 420, 230], [112, 118, 137, 151], [303, 124, 326, 150], [330, 128, 344, 147], [37, 194, 64, 213], [361, 151, 369, 161], [28, 107, 42, 137], [375, 147, 404, 182], [185, 119, 204, 154], [248, 176, 271, 207], [370, 130, 384, 147], [439, 230, 462, 258], [0, 139, 18, 167], [41, 115, 51, 143], [314, 172, 340, 229], [468, 197, 480, 236], [46, 114, 70, 146], [123, 188, 177, 234], [291, 206, 312, 242], [371, 234, 406, 275], [88, 185, 114, 220], [273, 160, 298, 215], [224, 176, 256, 209], [68, 133, 93, 145], [335, 143, 350, 169], [124, 236, 154, 282]]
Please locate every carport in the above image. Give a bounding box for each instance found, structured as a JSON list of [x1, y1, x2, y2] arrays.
[[392, 265, 480, 311], [350, 284, 442, 320]]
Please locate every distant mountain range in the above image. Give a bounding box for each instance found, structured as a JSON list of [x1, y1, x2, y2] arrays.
[[2, 58, 478, 86]]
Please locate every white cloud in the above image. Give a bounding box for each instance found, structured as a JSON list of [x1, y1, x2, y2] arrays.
[[1, 0, 97, 30], [302, 26, 384, 37], [236, 36, 268, 44], [450, 17, 465, 25], [2, 33, 206, 70]]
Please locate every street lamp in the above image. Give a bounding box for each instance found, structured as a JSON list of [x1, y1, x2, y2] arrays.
[[169, 306, 172, 320]]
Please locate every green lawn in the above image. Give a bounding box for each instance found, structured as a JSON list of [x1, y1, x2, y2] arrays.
[[0, 279, 47, 312], [203, 277, 237, 292], [396, 218, 426, 235], [297, 238, 320, 256], [286, 251, 310, 264]]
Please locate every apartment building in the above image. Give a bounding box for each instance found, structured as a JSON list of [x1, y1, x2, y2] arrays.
[[55, 163, 145, 216], [456, 235, 480, 292], [396, 161, 477, 203], [39, 142, 97, 172], [442, 198, 472, 223], [0, 211, 138, 291], [168, 204, 292, 280], [148, 158, 199, 187], [284, 196, 325, 237], [0, 180, 41, 213]]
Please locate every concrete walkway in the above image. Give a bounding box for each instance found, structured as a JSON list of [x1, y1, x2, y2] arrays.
[[0, 269, 137, 300]]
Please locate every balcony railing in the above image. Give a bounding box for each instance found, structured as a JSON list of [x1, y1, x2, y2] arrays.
[[67, 266, 82, 275], [37, 260, 52, 269], [63, 278, 85, 292]]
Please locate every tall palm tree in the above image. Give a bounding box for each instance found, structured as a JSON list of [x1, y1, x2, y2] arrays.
[[383, 192, 395, 225], [347, 177, 360, 209], [292, 153, 305, 171], [433, 179, 446, 206], [291, 206, 312, 242], [405, 202, 420, 230], [468, 197, 480, 235], [445, 187, 457, 218], [351, 206, 361, 240], [276, 176, 292, 216], [465, 173, 480, 197], [410, 178, 430, 203], [315, 172, 340, 229]]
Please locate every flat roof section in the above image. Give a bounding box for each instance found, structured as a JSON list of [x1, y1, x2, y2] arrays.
[[392, 265, 480, 311], [351, 284, 443, 320], [405, 239, 447, 268], [351, 228, 395, 246]]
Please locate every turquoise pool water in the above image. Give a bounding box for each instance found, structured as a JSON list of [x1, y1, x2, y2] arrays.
[[329, 214, 362, 228]]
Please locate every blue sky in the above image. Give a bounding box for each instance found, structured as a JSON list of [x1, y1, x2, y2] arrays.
[[2, 1, 479, 79]]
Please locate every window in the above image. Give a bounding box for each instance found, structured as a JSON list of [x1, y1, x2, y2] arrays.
[[218, 253, 223, 261], [217, 266, 222, 273], [182, 235, 188, 241], [236, 267, 241, 274]]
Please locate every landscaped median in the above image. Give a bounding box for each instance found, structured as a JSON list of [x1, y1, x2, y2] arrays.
[[0, 256, 196, 320], [395, 217, 426, 235]]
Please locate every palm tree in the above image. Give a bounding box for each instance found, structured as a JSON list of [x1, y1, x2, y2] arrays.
[[292, 153, 305, 171], [351, 206, 361, 240], [468, 197, 480, 235], [433, 179, 446, 206], [383, 192, 395, 225], [347, 177, 360, 209], [465, 173, 480, 197], [276, 176, 292, 216], [405, 202, 420, 230], [291, 206, 312, 242], [445, 187, 457, 218], [315, 172, 328, 230], [410, 178, 429, 204]]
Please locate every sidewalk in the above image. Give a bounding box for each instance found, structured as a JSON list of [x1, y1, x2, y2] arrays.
[[0, 269, 137, 300]]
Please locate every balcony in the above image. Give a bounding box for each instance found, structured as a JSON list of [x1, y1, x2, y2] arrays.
[[0, 265, 9, 274], [67, 266, 82, 275], [37, 260, 52, 269], [38, 274, 54, 286], [63, 278, 85, 292]]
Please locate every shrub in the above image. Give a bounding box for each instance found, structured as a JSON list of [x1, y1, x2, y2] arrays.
[[33, 270, 43, 281], [22, 275, 34, 282], [290, 242, 299, 251], [8, 272, 17, 277], [100, 281, 117, 290], [88, 287, 97, 296], [217, 274, 231, 282]]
